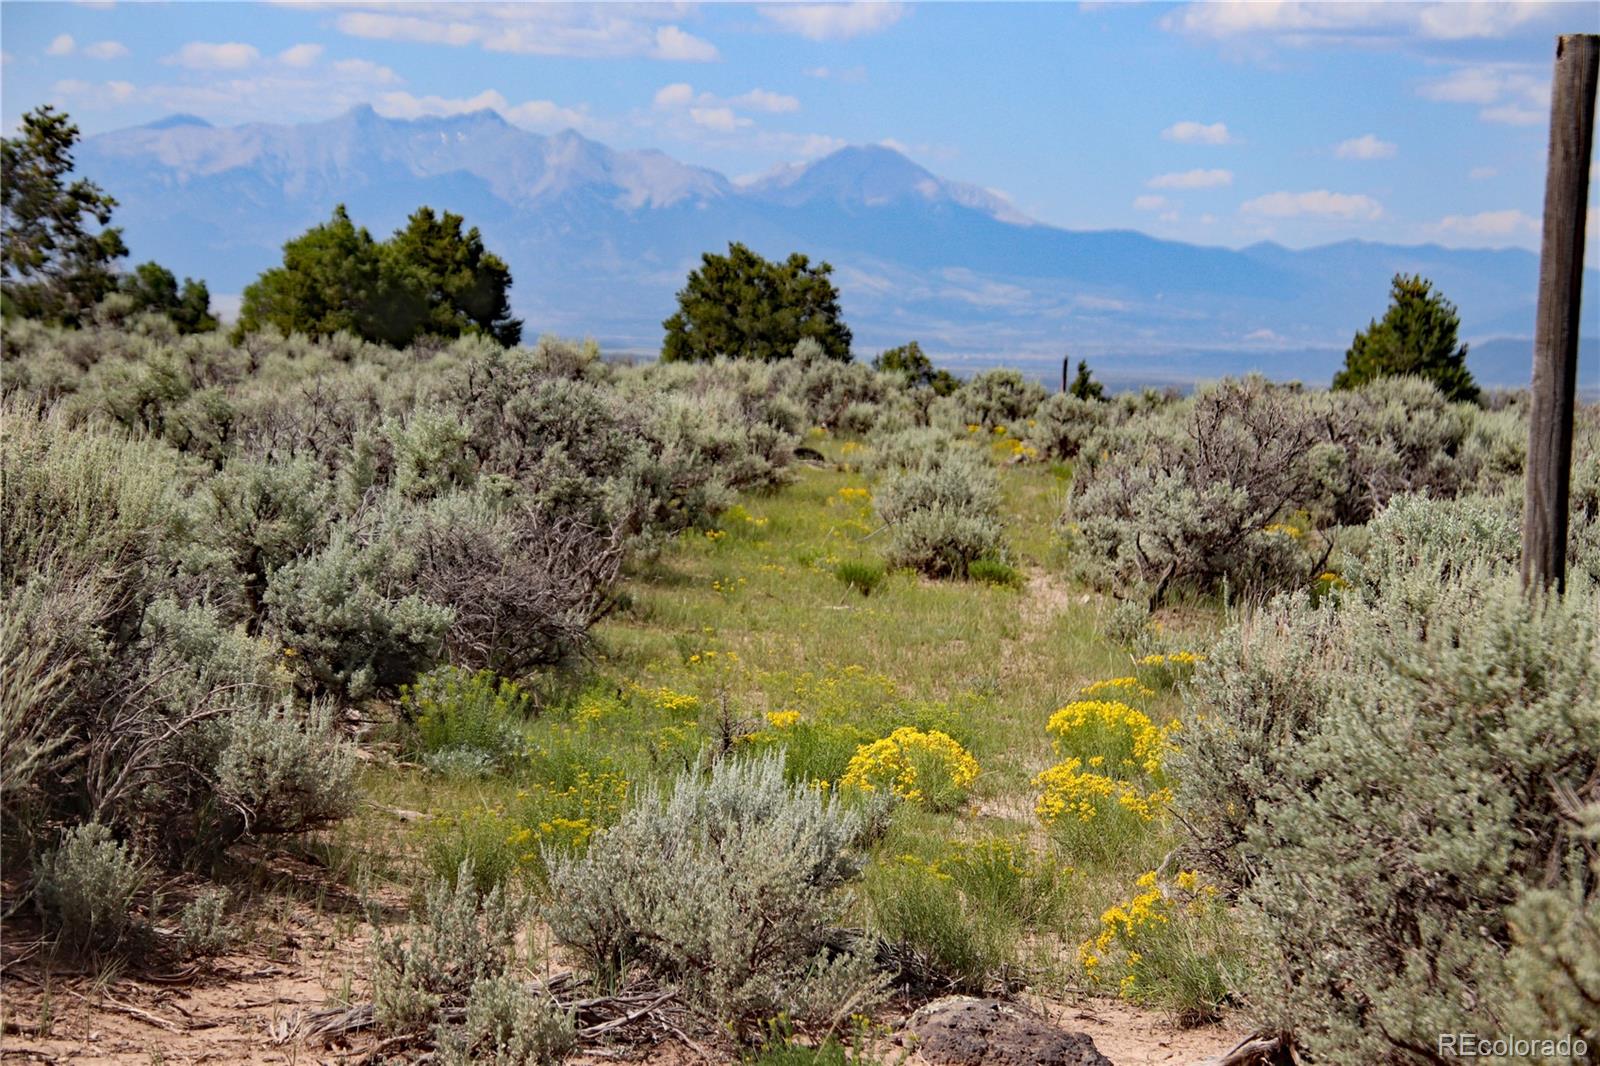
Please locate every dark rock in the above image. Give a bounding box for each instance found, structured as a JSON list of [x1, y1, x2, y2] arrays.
[[907, 998, 1114, 1066], [794, 445, 827, 462]]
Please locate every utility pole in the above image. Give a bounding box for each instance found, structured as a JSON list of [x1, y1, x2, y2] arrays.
[[1522, 33, 1597, 595]]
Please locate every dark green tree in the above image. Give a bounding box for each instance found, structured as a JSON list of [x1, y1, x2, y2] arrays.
[[873, 339, 958, 395], [1333, 274, 1479, 403], [384, 207, 521, 346], [661, 242, 852, 363], [119, 261, 218, 333], [237, 205, 396, 342], [238, 204, 521, 347], [1068, 359, 1106, 401], [1, 105, 127, 324]]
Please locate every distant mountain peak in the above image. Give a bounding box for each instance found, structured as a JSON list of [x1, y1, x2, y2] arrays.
[[143, 114, 213, 130], [743, 142, 1033, 225]]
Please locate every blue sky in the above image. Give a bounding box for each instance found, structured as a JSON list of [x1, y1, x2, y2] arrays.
[[3, 1, 1596, 254]]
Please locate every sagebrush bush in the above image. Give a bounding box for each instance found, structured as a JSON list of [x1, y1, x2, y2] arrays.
[[1067, 375, 1504, 604], [544, 754, 884, 1034], [876, 450, 1003, 578], [1176, 559, 1600, 1061], [1502, 806, 1600, 1057], [206, 698, 357, 844], [264, 529, 453, 698], [1068, 376, 1331, 604], [436, 975, 576, 1066], [956, 369, 1046, 429], [1026, 393, 1108, 461], [371, 862, 524, 1034], [32, 823, 147, 956], [177, 887, 234, 957]]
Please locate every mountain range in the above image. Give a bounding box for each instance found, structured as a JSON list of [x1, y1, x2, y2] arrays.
[[76, 105, 1598, 389]]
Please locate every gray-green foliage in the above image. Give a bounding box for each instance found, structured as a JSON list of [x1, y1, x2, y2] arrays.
[[32, 823, 147, 956], [371, 861, 524, 1034], [1065, 375, 1512, 604], [437, 976, 576, 1066], [177, 887, 234, 957], [544, 754, 885, 1035], [956, 368, 1046, 430], [264, 530, 452, 699], [1069, 377, 1328, 603], [1502, 806, 1600, 1058], [1176, 540, 1600, 1061], [1026, 393, 1108, 461], [876, 449, 1004, 578]]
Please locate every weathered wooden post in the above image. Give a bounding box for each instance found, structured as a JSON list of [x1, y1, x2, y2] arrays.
[[1522, 33, 1598, 595], [1061, 353, 1070, 394]]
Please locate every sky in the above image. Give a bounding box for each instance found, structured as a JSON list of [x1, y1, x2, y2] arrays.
[[2, 1, 1597, 255]]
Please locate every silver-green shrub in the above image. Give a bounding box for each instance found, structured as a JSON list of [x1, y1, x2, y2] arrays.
[[437, 976, 576, 1066], [177, 887, 234, 957], [1177, 557, 1600, 1061], [1026, 393, 1108, 461], [544, 754, 884, 1035], [207, 698, 356, 840], [876, 450, 1004, 578], [956, 368, 1046, 429], [371, 861, 524, 1033], [1502, 805, 1600, 1059], [32, 823, 148, 956], [263, 529, 453, 698], [1068, 376, 1336, 603]]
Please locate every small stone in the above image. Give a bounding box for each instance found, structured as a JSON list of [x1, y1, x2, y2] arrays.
[[907, 997, 1114, 1066]]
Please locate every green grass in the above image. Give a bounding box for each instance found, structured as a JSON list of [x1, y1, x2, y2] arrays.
[[347, 436, 1228, 1018]]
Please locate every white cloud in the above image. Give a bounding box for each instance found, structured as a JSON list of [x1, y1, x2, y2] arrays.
[[654, 83, 799, 116], [1428, 208, 1539, 243], [689, 106, 750, 132], [1133, 194, 1170, 211], [375, 89, 589, 131], [167, 42, 260, 70], [654, 82, 696, 109], [1162, 120, 1233, 145], [761, 3, 906, 41], [1415, 2, 1560, 40], [804, 65, 868, 83], [1418, 65, 1537, 105], [338, 13, 478, 47], [1469, 165, 1498, 180], [334, 7, 718, 62], [1418, 64, 1549, 126], [1163, 1, 1564, 44], [1148, 168, 1233, 189], [51, 50, 419, 124], [654, 26, 718, 61], [332, 58, 400, 84], [278, 43, 325, 68], [1241, 189, 1383, 220], [1480, 103, 1543, 126], [84, 40, 129, 60], [1334, 133, 1396, 159], [731, 88, 800, 114], [47, 34, 76, 57]]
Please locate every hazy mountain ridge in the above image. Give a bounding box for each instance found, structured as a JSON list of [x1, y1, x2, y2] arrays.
[[75, 106, 1598, 387]]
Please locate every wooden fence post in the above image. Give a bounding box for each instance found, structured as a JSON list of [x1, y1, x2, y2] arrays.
[[1522, 33, 1598, 595]]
